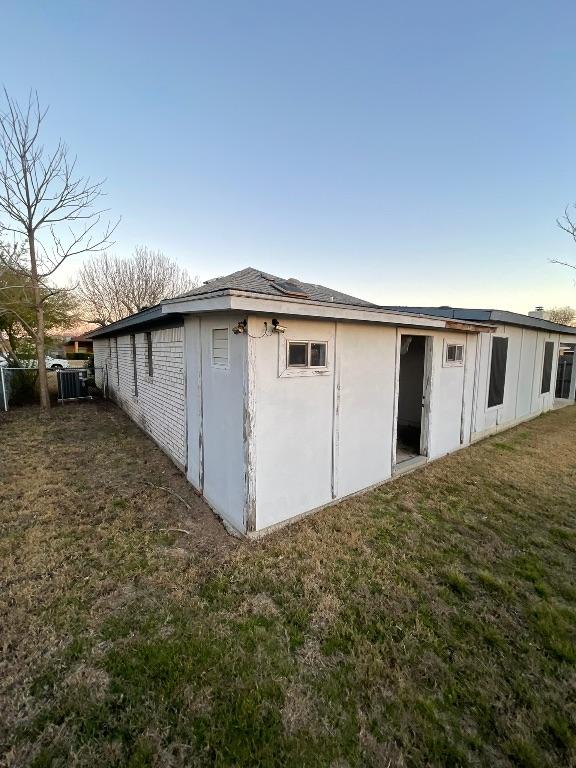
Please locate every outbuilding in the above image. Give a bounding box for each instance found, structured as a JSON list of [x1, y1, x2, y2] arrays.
[[91, 267, 576, 535]]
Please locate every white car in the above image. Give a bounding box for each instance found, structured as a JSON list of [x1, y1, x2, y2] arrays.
[[0, 354, 8, 368], [45, 356, 70, 370], [21, 356, 70, 370]]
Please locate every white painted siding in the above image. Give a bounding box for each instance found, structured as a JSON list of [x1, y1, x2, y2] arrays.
[[253, 317, 334, 530], [93, 327, 186, 468], [184, 314, 246, 532], [252, 318, 472, 531], [471, 324, 571, 440]]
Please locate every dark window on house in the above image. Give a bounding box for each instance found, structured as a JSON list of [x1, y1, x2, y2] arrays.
[[445, 343, 464, 365], [488, 336, 508, 407], [131, 334, 138, 397], [114, 337, 119, 386], [288, 341, 328, 368], [146, 332, 153, 376], [288, 342, 308, 367], [541, 341, 554, 394]]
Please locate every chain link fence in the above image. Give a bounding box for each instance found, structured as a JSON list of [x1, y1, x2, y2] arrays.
[[0, 366, 105, 411]]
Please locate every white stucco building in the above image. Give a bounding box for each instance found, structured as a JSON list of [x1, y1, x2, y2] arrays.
[[91, 268, 576, 536]]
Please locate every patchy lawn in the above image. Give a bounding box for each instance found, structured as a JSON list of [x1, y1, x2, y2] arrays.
[[1, 403, 575, 767]]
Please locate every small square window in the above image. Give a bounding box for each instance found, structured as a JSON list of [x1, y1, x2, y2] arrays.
[[287, 341, 327, 370], [445, 343, 464, 366], [288, 342, 308, 367]]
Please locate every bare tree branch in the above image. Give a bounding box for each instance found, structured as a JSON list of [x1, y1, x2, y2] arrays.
[[75, 247, 199, 326]]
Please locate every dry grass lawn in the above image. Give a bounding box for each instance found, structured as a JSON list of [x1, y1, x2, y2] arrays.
[[0, 402, 575, 767]]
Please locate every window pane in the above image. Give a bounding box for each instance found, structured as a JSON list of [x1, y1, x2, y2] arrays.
[[288, 343, 308, 366], [455, 345, 463, 362], [446, 345, 456, 362], [488, 337, 508, 407], [541, 341, 554, 394], [310, 343, 326, 366]]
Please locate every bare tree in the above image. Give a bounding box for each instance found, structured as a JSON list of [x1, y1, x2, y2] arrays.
[[0, 90, 116, 408], [554, 204, 576, 272], [77, 247, 199, 326], [548, 306, 575, 326]]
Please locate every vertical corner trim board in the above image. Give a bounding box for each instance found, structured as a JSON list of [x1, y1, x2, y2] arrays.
[[243, 320, 257, 532], [330, 320, 340, 500]]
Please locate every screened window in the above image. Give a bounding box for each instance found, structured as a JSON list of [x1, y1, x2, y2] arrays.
[[212, 328, 229, 368], [288, 341, 327, 368], [488, 336, 508, 407], [541, 341, 554, 394], [445, 343, 464, 366], [114, 337, 119, 386], [130, 334, 138, 397], [145, 331, 153, 377]]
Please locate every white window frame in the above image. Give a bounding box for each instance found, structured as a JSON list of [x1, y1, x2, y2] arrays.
[[211, 327, 230, 370], [443, 340, 465, 367], [280, 338, 331, 378]]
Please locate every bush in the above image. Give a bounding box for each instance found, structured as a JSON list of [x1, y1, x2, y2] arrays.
[[7, 369, 39, 406]]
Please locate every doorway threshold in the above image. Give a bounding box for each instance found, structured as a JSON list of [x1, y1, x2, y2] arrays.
[[393, 455, 428, 477]]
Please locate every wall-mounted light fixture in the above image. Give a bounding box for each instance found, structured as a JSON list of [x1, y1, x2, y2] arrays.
[[233, 319, 248, 335]]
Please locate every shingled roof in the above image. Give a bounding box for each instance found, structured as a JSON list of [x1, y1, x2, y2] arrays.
[[170, 267, 377, 309]]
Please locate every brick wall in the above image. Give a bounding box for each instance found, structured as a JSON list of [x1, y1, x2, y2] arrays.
[[93, 325, 186, 469]]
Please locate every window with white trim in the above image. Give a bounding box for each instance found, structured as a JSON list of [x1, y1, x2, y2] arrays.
[[444, 342, 464, 367], [212, 328, 229, 368], [287, 341, 327, 368], [541, 341, 554, 394]]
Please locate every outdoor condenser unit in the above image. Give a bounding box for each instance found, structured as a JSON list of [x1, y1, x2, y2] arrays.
[[57, 369, 90, 402]]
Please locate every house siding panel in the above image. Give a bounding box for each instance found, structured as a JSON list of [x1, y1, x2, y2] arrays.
[[92, 327, 186, 468]]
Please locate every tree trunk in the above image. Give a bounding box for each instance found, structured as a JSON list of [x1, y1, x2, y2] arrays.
[[28, 230, 50, 410]]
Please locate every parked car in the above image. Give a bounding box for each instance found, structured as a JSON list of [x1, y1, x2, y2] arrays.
[[45, 356, 70, 370], [21, 356, 70, 370], [0, 354, 8, 368]]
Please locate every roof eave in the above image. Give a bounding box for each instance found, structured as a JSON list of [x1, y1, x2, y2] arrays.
[[163, 291, 489, 330]]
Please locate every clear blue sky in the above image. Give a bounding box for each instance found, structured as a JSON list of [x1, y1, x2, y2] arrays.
[[2, 1, 576, 313]]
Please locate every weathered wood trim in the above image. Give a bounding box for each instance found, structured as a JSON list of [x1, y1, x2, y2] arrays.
[[330, 321, 340, 499], [391, 328, 401, 471], [243, 317, 257, 532], [198, 316, 205, 493]]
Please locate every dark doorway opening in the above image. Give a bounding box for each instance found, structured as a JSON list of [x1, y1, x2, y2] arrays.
[[396, 335, 427, 463]]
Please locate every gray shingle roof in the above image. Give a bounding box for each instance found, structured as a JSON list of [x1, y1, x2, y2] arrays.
[[172, 267, 377, 308], [381, 306, 576, 335]]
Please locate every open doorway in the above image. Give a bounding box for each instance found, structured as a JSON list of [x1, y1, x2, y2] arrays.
[[396, 334, 430, 464]]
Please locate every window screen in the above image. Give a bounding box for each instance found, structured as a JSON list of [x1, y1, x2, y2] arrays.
[[212, 328, 229, 368], [130, 334, 138, 397], [146, 332, 153, 376], [541, 341, 554, 394], [488, 336, 508, 407], [310, 343, 326, 367]]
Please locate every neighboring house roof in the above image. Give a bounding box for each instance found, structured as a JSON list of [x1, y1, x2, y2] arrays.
[[381, 306, 576, 336], [172, 266, 378, 308]]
